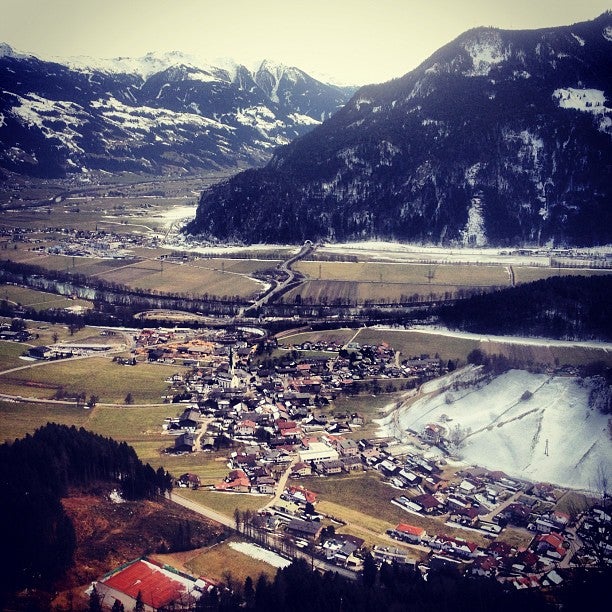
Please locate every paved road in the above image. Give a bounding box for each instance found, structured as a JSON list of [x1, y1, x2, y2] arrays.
[[241, 241, 315, 316], [481, 491, 521, 522], [261, 457, 299, 510], [170, 491, 237, 529]]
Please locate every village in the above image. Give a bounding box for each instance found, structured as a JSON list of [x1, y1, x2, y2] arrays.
[[120, 325, 611, 592]]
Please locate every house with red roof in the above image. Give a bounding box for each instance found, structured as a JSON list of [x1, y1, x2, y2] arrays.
[[177, 473, 201, 489], [215, 469, 251, 493], [486, 540, 513, 561], [470, 555, 500, 577], [284, 484, 317, 505], [412, 493, 444, 514], [430, 534, 480, 559], [422, 474, 449, 493], [276, 419, 301, 438], [511, 549, 540, 574], [534, 532, 567, 560], [394, 523, 426, 543], [95, 558, 201, 611], [234, 419, 257, 436]]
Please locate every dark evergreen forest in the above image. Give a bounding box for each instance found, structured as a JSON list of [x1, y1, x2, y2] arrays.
[[437, 275, 612, 341], [0, 424, 172, 600], [194, 557, 609, 612]]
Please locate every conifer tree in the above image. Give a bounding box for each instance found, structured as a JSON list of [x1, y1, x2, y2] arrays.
[[88, 585, 102, 612], [133, 590, 144, 612]]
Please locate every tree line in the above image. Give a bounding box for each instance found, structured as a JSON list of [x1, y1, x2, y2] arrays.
[[0, 259, 243, 314], [190, 556, 610, 612], [0, 423, 172, 602], [437, 275, 612, 341]]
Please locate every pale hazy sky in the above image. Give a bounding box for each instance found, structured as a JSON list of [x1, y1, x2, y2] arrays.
[[1, 0, 610, 84]]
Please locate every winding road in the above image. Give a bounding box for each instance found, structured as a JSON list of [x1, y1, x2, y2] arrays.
[[241, 241, 315, 316]]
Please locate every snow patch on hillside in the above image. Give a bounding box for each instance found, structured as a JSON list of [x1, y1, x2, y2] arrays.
[[378, 369, 611, 491], [553, 88, 611, 133], [234, 105, 290, 144], [463, 31, 509, 76], [554, 87, 606, 111], [288, 112, 320, 127], [229, 542, 291, 568], [9, 92, 87, 153], [461, 196, 487, 247], [91, 97, 229, 136]]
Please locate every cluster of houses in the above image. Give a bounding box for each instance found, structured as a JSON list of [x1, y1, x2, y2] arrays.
[[142, 325, 611, 589], [382, 501, 611, 588], [291, 338, 448, 384], [0, 323, 30, 342], [204, 434, 365, 496], [219, 434, 611, 584], [31, 227, 151, 259], [387, 463, 523, 530], [383, 468, 612, 586], [151, 326, 447, 466]]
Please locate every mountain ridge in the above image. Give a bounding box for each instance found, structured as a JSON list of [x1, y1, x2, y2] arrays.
[[0, 46, 356, 178], [187, 13, 612, 247]]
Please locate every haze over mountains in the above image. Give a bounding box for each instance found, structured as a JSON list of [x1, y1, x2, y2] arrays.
[[188, 13, 612, 248], [0, 46, 355, 178]]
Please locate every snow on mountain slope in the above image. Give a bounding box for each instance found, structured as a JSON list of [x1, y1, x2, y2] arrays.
[[553, 87, 611, 133], [50, 50, 223, 80], [8, 92, 88, 154], [187, 13, 612, 247], [0, 47, 355, 177], [378, 368, 611, 491]]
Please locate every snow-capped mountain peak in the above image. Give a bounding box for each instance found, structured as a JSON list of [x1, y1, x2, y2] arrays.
[[46, 49, 209, 79], [0, 43, 30, 60], [0, 45, 355, 178]]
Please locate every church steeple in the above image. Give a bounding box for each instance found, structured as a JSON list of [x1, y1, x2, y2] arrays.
[[229, 346, 239, 388]]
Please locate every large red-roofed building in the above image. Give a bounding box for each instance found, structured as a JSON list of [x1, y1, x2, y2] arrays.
[[95, 558, 201, 611]]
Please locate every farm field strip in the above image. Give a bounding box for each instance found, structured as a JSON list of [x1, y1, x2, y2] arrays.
[[279, 327, 612, 367], [277, 328, 356, 346], [284, 280, 490, 305], [184, 537, 279, 585], [295, 261, 511, 285], [0, 250, 264, 299], [0, 284, 93, 311], [0, 356, 186, 404], [0, 401, 92, 442], [0, 341, 31, 371], [511, 267, 612, 283]]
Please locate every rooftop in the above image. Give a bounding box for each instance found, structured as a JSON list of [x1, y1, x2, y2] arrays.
[[101, 559, 196, 609]]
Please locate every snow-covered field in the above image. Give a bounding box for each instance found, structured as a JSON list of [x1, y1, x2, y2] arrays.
[[158, 204, 198, 225], [318, 241, 612, 265], [228, 542, 292, 569], [378, 368, 611, 491], [406, 326, 612, 352]]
